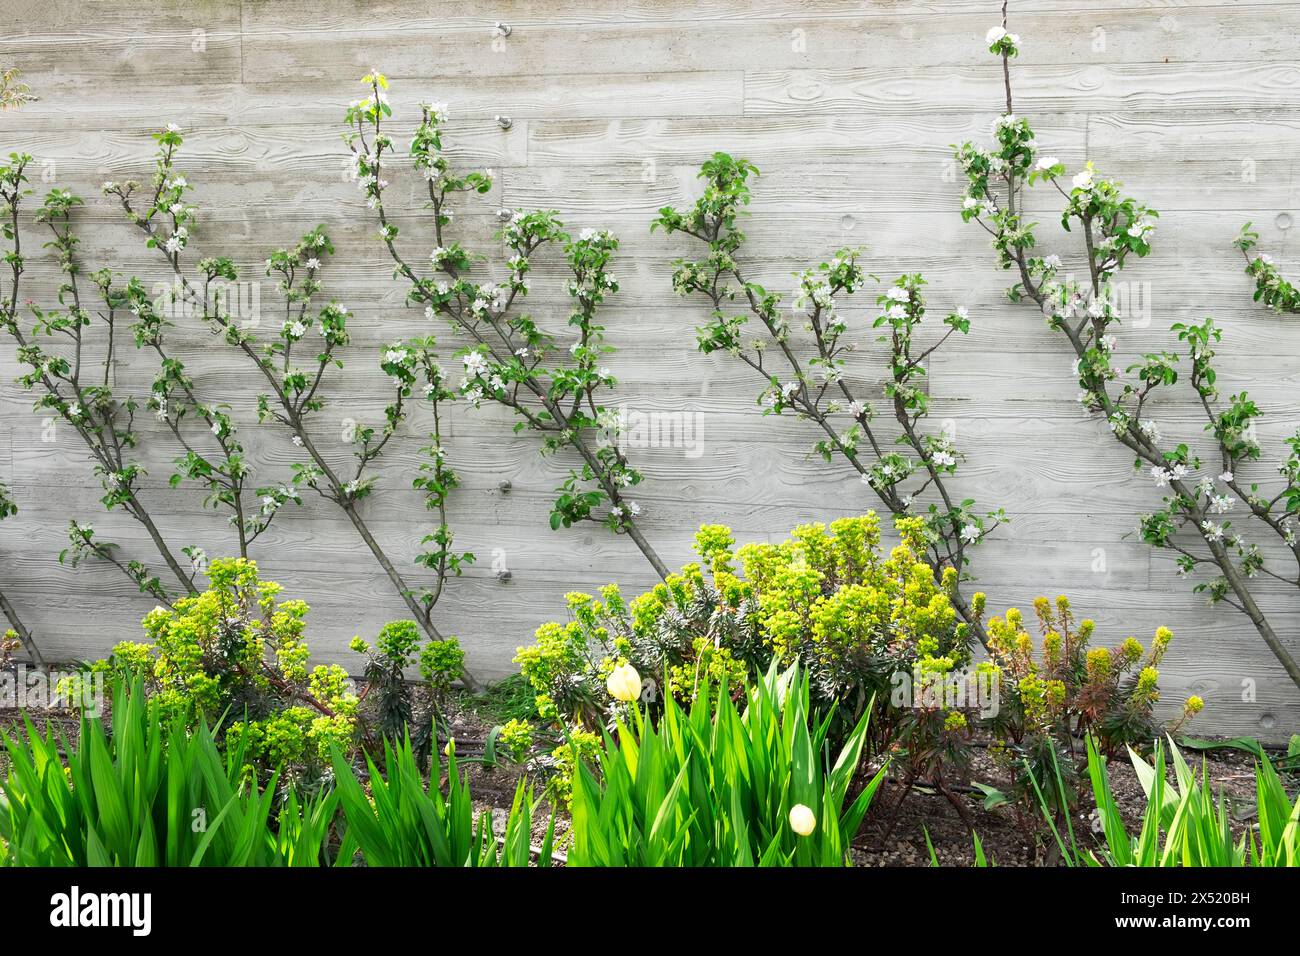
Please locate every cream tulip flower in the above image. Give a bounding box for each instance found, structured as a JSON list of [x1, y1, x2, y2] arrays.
[[788, 803, 817, 837], [606, 662, 642, 703]]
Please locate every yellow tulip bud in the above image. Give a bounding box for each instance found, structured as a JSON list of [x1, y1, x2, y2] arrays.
[[788, 803, 817, 836], [606, 662, 642, 703]]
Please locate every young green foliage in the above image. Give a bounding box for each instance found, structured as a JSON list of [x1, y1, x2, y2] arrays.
[[1236, 223, 1300, 315], [98, 558, 359, 781], [954, 17, 1300, 690], [344, 71, 669, 579], [104, 130, 475, 674], [350, 619, 466, 754], [1, 154, 198, 601], [654, 153, 1003, 641], [1030, 734, 1299, 868], [517, 512, 986, 804]]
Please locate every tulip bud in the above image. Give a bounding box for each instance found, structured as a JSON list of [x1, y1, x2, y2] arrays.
[[788, 803, 816, 836], [606, 662, 642, 703]]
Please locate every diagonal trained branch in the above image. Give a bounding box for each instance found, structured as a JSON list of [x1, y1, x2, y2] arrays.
[[345, 71, 670, 580], [954, 9, 1300, 690], [654, 155, 1004, 642], [123, 275, 268, 558], [105, 129, 479, 687], [0, 479, 45, 668], [1, 154, 196, 603]]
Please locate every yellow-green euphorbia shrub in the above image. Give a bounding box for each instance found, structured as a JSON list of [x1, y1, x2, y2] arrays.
[[95, 557, 359, 778], [515, 512, 984, 797]]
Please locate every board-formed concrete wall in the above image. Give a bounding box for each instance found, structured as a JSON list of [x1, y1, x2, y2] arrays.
[[3, 0, 1299, 736]]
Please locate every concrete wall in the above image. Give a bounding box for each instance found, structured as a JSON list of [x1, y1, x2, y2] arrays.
[[2, 0, 1299, 735]]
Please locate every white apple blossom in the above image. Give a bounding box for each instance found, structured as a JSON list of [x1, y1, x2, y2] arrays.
[[1127, 218, 1155, 238], [163, 227, 188, 254], [985, 26, 1020, 46], [1208, 494, 1234, 515]]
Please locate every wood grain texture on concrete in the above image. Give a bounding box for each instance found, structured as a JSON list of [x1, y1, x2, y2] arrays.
[[2, 0, 1298, 736]]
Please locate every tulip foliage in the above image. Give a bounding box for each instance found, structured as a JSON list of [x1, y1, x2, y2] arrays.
[[329, 734, 551, 868], [1023, 735, 1300, 868], [0, 679, 334, 867], [566, 662, 888, 867]]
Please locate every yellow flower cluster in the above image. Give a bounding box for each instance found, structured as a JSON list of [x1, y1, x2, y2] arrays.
[[985, 595, 1191, 747], [736, 515, 969, 680], [96, 558, 359, 775]]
